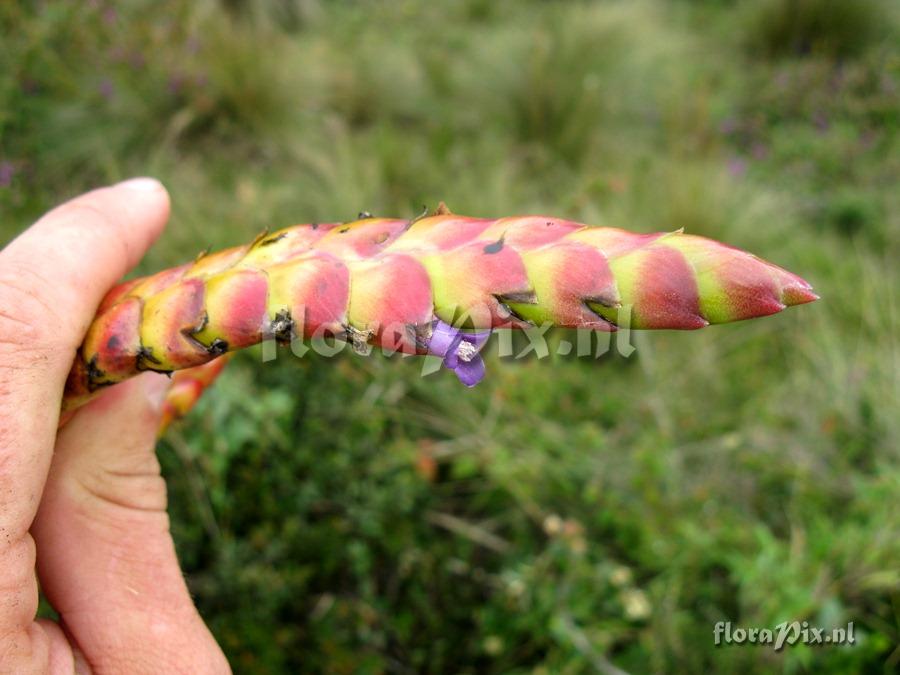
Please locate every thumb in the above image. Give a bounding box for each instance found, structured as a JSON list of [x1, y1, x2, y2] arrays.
[[32, 373, 228, 673]]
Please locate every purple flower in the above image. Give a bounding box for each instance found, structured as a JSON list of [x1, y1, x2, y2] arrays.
[[129, 51, 146, 70], [425, 320, 491, 387], [813, 111, 829, 133], [727, 157, 747, 178], [750, 142, 769, 161], [0, 161, 15, 188], [719, 117, 738, 135], [167, 73, 186, 95], [98, 78, 115, 100]]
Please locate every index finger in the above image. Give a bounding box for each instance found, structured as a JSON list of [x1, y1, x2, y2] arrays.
[[0, 178, 169, 656]]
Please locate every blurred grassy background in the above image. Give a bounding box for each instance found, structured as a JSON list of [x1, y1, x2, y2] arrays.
[[2, 0, 899, 672]]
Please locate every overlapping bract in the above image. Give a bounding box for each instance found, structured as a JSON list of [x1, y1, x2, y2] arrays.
[[158, 355, 230, 434], [64, 208, 817, 410]]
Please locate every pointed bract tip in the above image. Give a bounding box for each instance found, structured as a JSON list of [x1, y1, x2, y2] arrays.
[[784, 287, 820, 306], [433, 201, 453, 216], [782, 277, 819, 307], [769, 266, 818, 307]]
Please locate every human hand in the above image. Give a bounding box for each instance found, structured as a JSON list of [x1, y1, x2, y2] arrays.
[[0, 180, 229, 673]]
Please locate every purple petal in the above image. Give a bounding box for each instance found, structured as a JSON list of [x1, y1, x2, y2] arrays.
[[424, 319, 492, 386], [460, 329, 492, 351], [427, 320, 461, 358], [453, 355, 486, 387], [0, 161, 15, 188]]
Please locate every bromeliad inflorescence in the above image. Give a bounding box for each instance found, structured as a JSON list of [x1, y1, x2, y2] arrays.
[[63, 203, 817, 413]]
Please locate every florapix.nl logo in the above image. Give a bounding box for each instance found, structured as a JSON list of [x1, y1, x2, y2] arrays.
[[714, 621, 856, 652]]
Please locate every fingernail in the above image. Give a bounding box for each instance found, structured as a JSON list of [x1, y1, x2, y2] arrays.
[[117, 176, 164, 192], [141, 372, 171, 413]]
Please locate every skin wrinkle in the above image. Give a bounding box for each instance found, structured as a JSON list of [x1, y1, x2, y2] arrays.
[[0, 308, 41, 334], [0, 391, 55, 539], [75, 473, 169, 515], [35, 620, 82, 674], [0, 345, 58, 376], [0, 536, 39, 647], [0, 264, 62, 335]]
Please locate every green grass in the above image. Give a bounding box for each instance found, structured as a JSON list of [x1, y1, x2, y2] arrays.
[[2, 1, 899, 672]]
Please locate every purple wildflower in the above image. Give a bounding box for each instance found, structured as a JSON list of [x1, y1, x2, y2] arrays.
[[0, 161, 15, 188], [168, 73, 186, 95], [718, 117, 738, 135], [727, 157, 747, 178], [774, 70, 790, 90], [98, 78, 115, 100], [129, 51, 146, 70], [425, 319, 491, 387], [813, 111, 829, 133], [750, 142, 769, 161]]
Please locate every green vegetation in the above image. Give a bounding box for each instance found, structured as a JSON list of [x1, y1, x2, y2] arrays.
[[2, 0, 898, 672]]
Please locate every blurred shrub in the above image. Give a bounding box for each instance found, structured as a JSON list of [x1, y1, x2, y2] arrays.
[[219, 0, 320, 31], [742, 0, 895, 59], [823, 188, 880, 238], [465, 3, 681, 170], [717, 53, 899, 249]]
